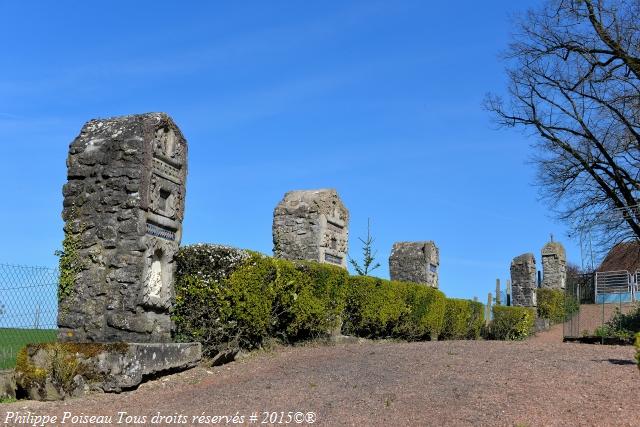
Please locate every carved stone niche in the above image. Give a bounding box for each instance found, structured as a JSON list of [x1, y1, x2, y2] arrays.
[[272, 189, 349, 268], [58, 113, 187, 343]]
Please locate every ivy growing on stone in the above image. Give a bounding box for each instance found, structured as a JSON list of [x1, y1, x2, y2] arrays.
[[55, 222, 84, 303]]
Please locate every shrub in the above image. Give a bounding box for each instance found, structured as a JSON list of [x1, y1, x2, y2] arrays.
[[593, 304, 640, 342], [439, 298, 484, 340], [488, 306, 535, 340], [440, 299, 471, 340], [343, 277, 446, 340], [467, 300, 485, 339], [172, 246, 274, 356], [342, 276, 407, 338], [173, 244, 349, 357], [395, 282, 446, 340], [271, 259, 349, 342], [536, 288, 579, 324]]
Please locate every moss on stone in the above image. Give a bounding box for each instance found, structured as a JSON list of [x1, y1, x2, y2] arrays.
[[15, 346, 47, 392], [15, 342, 130, 399], [55, 222, 84, 302]]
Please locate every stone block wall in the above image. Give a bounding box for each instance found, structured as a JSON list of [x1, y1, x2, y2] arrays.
[[58, 113, 187, 343], [389, 241, 439, 288], [272, 189, 349, 268], [541, 241, 567, 290], [510, 253, 537, 307]]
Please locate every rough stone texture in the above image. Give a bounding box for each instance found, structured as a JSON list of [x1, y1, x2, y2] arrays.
[[388, 241, 439, 287], [15, 343, 201, 400], [541, 241, 566, 290], [58, 113, 187, 343], [0, 370, 16, 400], [510, 253, 537, 307], [272, 189, 349, 268]]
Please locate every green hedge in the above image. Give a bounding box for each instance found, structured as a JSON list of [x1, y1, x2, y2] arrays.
[[537, 288, 578, 324], [342, 276, 446, 340], [175, 244, 503, 358], [173, 244, 349, 357], [271, 259, 348, 341], [439, 298, 484, 340], [467, 300, 485, 339], [487, 306, 535, 340]]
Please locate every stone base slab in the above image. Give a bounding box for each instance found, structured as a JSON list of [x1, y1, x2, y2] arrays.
[[15, 342, 201, 401]]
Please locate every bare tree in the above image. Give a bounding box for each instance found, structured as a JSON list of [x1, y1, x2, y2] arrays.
[[486, 0, 640, 253]]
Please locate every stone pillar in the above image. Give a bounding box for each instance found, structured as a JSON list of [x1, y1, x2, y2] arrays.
[[389, 241, 439, 288], [272, 189, 349, 268], [486, 292, 492, 325], [58, 113, 187, 343], [541, 241, 567, 290], [510, 253, 537, 307]]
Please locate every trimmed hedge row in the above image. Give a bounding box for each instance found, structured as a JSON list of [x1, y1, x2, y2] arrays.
[[487, 306, 535, 340], [342, 276, 446, 340], [172, 244, 348, 357], [173, 244, 526, 358], [439, 298, 484, 340]]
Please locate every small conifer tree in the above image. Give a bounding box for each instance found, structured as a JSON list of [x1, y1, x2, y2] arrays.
[[349, 218, 381, 276]]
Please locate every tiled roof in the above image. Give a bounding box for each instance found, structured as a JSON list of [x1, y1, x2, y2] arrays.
[[598, 241, 640, 272]]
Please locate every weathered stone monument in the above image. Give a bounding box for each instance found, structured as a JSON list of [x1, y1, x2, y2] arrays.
[[541, 240, 567, 290], [510, 253, 537, 307], [58, 113, 187, 342], [272, 189, 349, 268], [389, 241, 439, 288], [16, 113, 201, 401]]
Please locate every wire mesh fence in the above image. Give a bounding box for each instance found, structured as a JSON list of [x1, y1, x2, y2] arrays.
[[563, 270, 639, 343], [0, 264, 58, 369]]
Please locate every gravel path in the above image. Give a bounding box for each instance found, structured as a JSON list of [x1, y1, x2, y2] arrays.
[[527, 324, 564, 344], [1, 340, 638, 426]]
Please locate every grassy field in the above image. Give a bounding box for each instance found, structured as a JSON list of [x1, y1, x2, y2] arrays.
[[0, 328, 57, 369]]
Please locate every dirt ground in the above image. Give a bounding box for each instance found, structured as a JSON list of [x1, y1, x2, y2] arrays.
[[2, 334, 638, 427]]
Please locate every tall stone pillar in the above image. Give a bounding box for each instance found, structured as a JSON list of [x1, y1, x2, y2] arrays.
[[541, 241, 567, 289], [510, 253, 537, 307], [272, 189, 349, 268], [58, 113, 187, 343], [388, 241, 439, 288]]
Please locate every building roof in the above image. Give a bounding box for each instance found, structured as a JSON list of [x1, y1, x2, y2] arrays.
[[597, 241, 640, 272]]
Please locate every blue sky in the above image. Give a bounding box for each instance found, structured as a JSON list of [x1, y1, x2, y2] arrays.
[[0, 0, 585, 299]]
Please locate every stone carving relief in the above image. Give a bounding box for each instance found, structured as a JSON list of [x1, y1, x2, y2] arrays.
[[149, 175, 183, 221], [141, 238, 175, 309], [154, 127, 185, 162]]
